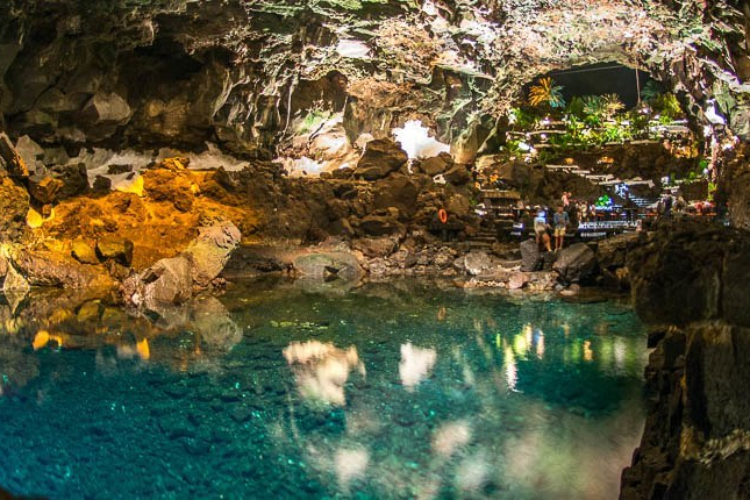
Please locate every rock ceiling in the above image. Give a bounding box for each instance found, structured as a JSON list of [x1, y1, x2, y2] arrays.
[[1, 0, 749, 155]]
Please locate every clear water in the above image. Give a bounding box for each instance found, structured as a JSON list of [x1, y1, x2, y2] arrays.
[[0, 280, 648, 499]]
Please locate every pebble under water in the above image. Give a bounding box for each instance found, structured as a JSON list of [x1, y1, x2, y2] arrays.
[[0, 280, 648, 499]]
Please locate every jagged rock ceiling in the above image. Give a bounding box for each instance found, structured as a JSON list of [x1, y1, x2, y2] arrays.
[[2, 0, 749, 156]]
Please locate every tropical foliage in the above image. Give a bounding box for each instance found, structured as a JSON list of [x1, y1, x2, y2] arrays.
[[602, 94, 625, 119], [528, 77, 566, 109]]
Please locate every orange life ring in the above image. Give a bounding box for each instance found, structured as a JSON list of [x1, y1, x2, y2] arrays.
[[438, 209, 448, 224]]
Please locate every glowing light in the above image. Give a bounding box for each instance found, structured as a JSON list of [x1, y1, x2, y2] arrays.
[[392, 120, 450, 160], [335, 39, 371, 59]]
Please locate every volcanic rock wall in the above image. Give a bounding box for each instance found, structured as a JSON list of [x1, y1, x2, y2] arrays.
[[621, 223, 750, 499]]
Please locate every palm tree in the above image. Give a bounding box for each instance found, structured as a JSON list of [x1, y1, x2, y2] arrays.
[[528, 77, 566, 109], [582, 95, 605, 118], [602, 94, 625, 119]]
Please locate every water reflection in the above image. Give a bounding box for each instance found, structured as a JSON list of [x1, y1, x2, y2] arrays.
[[0, 290, 242, 392], [399, 343, 437, 391], [283, 341, 365, 406], [0, 280, 648, 499]]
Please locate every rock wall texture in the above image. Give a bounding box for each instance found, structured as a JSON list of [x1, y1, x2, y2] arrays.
[[621, 223, 750, 499], [1, 0, 750, 157]]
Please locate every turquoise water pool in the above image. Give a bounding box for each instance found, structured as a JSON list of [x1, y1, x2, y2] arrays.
[[0, 280, 647, 499]]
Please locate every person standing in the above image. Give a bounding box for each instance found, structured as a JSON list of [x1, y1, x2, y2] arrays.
[[534, 208, 551, 252], [553, 205, 570, 251]]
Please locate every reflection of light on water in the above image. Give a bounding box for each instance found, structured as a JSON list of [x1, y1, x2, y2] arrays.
[[524, 323, 533, 345], [136, 338, 150, 360], [536, 334, 545, 359], [504, 347, 518, 391], [432, 420, 472, 458], [614, 338, 626, 371], [584, 341, 594, 362], [456, 451, 490, 493], [563, 323, 571, 336], [32, 330, 64, 351], [399, 343, 437, 391], [335, 447, 370, 491], [513, 333, 529, 355], [284, 341, 365, 406]]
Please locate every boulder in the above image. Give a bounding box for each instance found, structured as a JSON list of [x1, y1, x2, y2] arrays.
[[0, 177, 30, 241], [0, 132, 29, 179], [353, 237, 399, 258], [443, 165, 472, 186], [50, 163, 88, 199], [373, 175, 419, 217], [359, 215, 404, 236], [520, 238, 541, 272], [552, 243, 596, 284], [14, 135, 44, 173], [141, 255, 194, 305], [96, 237, 134, 267], [80, 92, 132, 126], [12, 250, 113, 288], [597, 233, 640, 268], [293, 252, 362, 281], [419, 153, 453, 176], [328, 218, 354, 237], [184, 220, 241, 287], [354, 139, 408, 180], [71, 239, 99, 265], [29, 175, 64, 204], [463, 251, 492, 276], [508, 272, 530, 290], [3, 263, 29, 293]]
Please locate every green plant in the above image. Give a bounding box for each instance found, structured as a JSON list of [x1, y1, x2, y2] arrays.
[[640, 80, 662, 104], [528, 77, 566, 109], [581, 95, 605, 125], [602, 94, 625, 119], [566, 96, 586, 118], [653, 93, 683, 120]]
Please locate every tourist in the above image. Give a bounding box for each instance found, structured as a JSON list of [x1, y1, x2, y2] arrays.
[[553, 205, 570, 251], [561, 191, 571, 208], [578, 201, 589, 222], [534, 208, 551, 252]]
